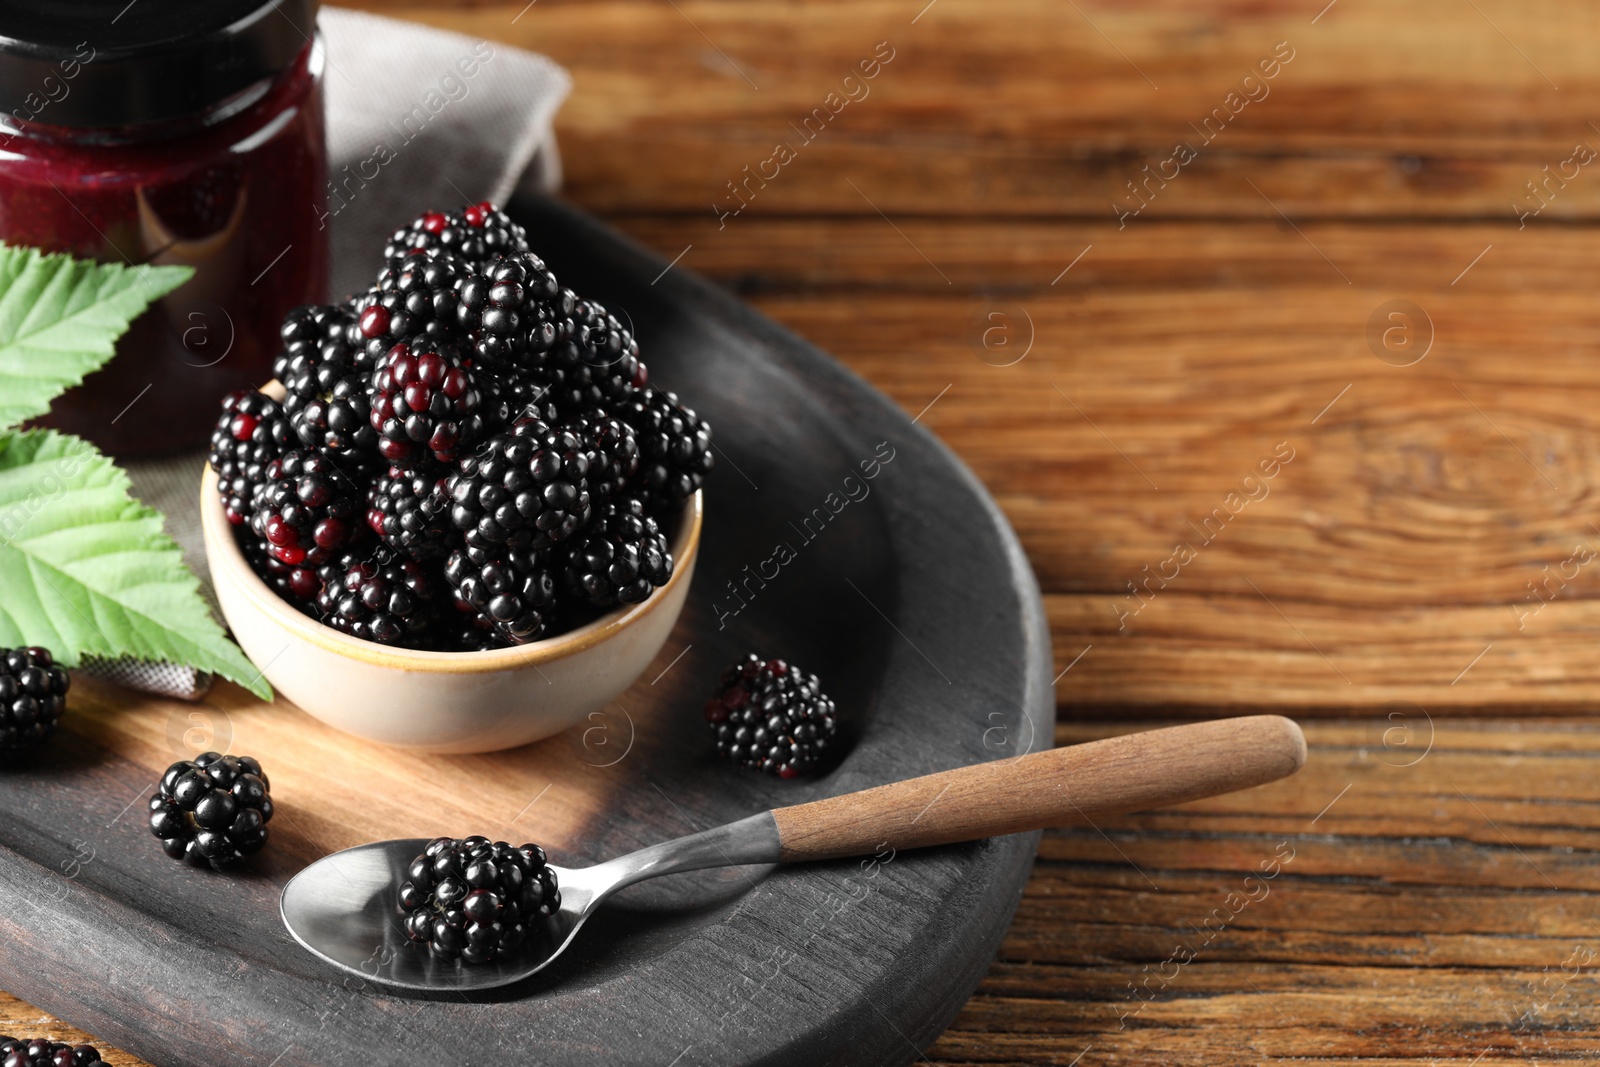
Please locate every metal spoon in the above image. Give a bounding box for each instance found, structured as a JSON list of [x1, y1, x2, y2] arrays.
[[281, 715, 1305, 991]]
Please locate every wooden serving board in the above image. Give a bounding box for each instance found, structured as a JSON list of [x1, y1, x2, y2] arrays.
[[0, 194, 1052, 1067]]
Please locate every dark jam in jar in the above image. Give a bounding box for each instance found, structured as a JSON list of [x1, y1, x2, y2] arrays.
[[0, 0, 328, 455]]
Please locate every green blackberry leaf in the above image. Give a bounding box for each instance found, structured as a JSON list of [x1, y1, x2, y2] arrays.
[[0, 429, 270, 699], [0, 243, 191, 432]]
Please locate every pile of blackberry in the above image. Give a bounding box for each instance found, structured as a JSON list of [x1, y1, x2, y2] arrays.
[[0, 1038, 107, 1067], [705, 654, 838, 778], [210, 202, 712, 650], [398, 835, 561, 965]]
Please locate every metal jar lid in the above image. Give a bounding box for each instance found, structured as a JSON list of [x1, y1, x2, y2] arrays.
[[0, 0, 319, 128]]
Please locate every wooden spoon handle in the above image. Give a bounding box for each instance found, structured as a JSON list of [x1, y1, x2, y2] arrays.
[[769, 715, 1306, 862]]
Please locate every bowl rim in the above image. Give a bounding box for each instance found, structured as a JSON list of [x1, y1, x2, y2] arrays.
[[199, 461, 702, 675]]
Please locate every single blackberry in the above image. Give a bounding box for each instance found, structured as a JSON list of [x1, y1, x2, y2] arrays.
[[369, 338, 486, 466], [456, 252, 563, 374], [294, 373, 375, 458], [705, 655, 837, 778], [355, 252, 472, 362], [249, 450, 364, 566], [444, 545, 559, 644], [315, 551, 438, 646], [208, 390, 292, 525], [566, 296, 642, 402], [0, 647, 69, 758], [148, 752, 273, 870], [0, 1037, 107, 1067], [238, 532, 323, 605], [561, 499, 673, 608], [275, 303, 360, 378], [384, 202, 530, 270], [619, 388, 714, 507], [277, 304, 376, 457], [447, 419, 592, 553], [398, 835, 560, 964], [510, 293, 640, 417], [367, 464, 453, 560], [568, 412, 639, 502]]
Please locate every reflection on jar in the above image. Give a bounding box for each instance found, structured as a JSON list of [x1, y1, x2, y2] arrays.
[[0, 22, 328, 455]]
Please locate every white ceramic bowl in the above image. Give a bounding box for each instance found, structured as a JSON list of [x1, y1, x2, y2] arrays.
[[200, 463, 701, 754]]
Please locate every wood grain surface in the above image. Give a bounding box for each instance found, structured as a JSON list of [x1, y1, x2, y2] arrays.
[[8, 0, 1600, 1063]]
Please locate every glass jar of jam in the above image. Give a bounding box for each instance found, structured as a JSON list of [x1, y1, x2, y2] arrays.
[[0, 0, 328, 455]]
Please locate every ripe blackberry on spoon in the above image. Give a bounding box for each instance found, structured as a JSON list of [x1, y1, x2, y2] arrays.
[[148, 752, 273, 870], [398, 835, 561, 964], [0, 647, 70, 759]]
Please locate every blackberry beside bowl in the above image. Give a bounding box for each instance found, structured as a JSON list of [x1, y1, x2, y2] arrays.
[[199, 461, 701, 754]]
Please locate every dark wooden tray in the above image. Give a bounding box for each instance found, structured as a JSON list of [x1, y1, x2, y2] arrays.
[[0, 193, 1053, 1067]]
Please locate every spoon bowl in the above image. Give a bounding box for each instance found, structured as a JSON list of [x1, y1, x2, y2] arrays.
[[279, 839, 580, 992], [281, 815, 779, 992]]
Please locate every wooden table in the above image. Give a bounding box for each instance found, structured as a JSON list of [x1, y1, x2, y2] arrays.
[[10, 0, 1600, 1062]]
